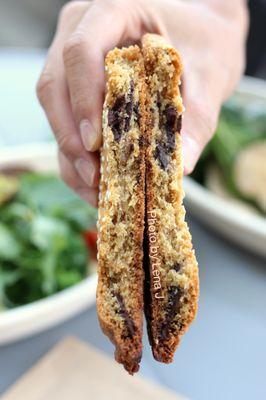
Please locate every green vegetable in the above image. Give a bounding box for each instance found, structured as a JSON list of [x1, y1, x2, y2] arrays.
[[18, 174, 97, 231], [0, 174, 18, 205], [0, 173, 97, 309], [0, 223, 21, 260], [192, 98, 266, 214], [0, 267, 21, 310]]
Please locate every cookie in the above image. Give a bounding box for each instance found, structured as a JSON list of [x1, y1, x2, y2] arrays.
[[97, 45, 146, 374], [142, 34, 199, 363]]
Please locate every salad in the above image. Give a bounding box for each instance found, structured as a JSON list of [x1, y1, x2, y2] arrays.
[[0, 171, 97, 310], [192, 99, 266, 215]]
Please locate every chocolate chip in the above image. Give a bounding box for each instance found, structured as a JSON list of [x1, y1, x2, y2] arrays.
[[166, 130, 175, 152], [114, 292, 136, 339], [108, 81, 136, 141], [154, 143, 169, 170], [154, 103, 182, 170], [164, 105, 179, 152], [159, 286, 183, 341], [108, 95, 125, 141], [167, 286, 182, 312], [173, 263, 181, 272], [165, 105, 178, 131]]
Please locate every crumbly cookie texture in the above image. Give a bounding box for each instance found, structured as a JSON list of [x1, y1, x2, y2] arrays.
[[142, 33, 199, 363], [97, 45, 146, 374], [98, 35, 199, 373]]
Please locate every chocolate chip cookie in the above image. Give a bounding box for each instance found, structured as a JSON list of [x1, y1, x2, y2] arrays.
[[97, 45, 146, 374], [97, 35, 199, 374], [142, 34, 199, 364]]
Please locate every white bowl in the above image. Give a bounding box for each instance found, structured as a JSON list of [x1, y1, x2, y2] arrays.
[[184, 76, 266, 258], [0, 143, 97, 345], [184, 177, 266, 257]]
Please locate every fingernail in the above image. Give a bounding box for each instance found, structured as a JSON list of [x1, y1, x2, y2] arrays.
[[182, 135, 200, 175], [80, 119, 99, 151], [75, 158, 95, 186]]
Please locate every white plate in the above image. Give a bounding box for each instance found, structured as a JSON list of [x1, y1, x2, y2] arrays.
[[184, 76, 266, 258], [0, 143, 97, 345]]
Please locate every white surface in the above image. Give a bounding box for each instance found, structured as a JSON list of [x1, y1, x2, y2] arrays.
[[0, 143, 97, 345], [184, 77, 266, 258]]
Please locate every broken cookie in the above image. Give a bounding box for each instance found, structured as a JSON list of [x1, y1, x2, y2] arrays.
[[97, 35, 199, 374], [97, 45, 146, 375], [142, 33, 199, 364]]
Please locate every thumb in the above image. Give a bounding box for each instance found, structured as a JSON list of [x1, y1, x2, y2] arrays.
[[181, 75, 221, 174]]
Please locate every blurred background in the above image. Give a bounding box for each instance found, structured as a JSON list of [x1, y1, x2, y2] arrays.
[[0, 0, 266, 145], [0, 0, 266, 75], [0, 1, 265, 400]]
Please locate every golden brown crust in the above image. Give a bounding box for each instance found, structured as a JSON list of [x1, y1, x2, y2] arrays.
[[142, 34, 199, 363], [97, 45, 146, 374]]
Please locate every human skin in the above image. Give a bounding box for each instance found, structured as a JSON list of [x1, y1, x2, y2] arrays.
[[36, 0, 248, 207]]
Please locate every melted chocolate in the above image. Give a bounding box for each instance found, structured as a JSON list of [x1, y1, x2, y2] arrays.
[[154, 143, 169, 170], [107, 80, 136, 141], [155, 96, 182, 170], [165, 105, 178, 152], [108, 95, 125, 141], [114, 292, 136, 339], [159, 286, 183, 341]]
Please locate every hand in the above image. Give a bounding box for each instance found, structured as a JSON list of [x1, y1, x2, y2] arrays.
[[37, 0, 248, 207]]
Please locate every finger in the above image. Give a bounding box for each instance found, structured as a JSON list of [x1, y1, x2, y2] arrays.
[[58, 150, 99, 207], [181, 100, 219, 175], [181, 68, 222, 175], [58, 149, 86, 190], [57, 1, 91, 34], [59, 148, 100, 189], [36, 2, 96, 181], [62, 1, 129, 152], [77, 187, 99, 208], [75, 151, 100, 188], [63, 0, 162, 152]]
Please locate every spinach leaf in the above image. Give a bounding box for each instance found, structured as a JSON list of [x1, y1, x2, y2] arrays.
[[0, 223, 21, 260], [0, 173, 97, 310], [18, 174, 97, 231]]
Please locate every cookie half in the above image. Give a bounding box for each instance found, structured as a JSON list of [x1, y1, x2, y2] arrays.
[[142, 34, 199, 363], [97, 45, 146, 374]]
